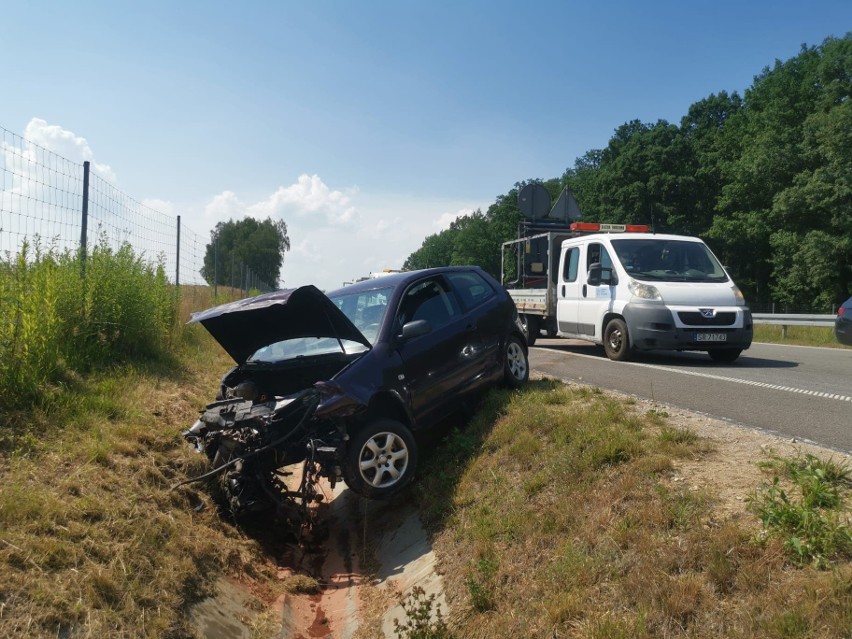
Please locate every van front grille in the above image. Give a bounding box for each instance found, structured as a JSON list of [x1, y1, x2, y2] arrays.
[[678, 311, 736, 326]]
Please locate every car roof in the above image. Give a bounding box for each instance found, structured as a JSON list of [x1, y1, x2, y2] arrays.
[[327, 266, 487, 296]]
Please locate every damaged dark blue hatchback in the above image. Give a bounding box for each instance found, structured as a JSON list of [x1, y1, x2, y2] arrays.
[[181, 267, 528, 518]]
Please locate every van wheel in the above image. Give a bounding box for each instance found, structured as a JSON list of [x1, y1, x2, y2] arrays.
[[603, 318, 632, 361], [520, 314, 539, 346], [343, 420, 417, 500], [708, 349, 742, 363]]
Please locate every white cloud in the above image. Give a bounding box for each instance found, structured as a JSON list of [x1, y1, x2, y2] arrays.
[[0, 118, 120, 255], [23, 118, 118, 183], [204, 190, 245, 223], [199, 175, 359, 231], [435, 207, 474, 230], [247, 174, 358, 225]]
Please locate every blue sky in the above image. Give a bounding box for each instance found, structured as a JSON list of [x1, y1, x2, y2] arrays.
[[2, 1, 849, 290]]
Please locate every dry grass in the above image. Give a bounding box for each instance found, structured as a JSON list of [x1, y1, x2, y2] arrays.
[[282, 574, 321, 595], [416, 380, 852, 639], [0, 287, 284, 638]]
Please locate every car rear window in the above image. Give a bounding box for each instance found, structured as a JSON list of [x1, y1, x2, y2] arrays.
[[445, 271, 495, 310]]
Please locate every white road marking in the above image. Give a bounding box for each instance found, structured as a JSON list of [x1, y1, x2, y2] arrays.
[[536, 349, 852, 403]]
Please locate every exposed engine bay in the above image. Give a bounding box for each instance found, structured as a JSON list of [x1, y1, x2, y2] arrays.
[[177, 389, 346, 524]]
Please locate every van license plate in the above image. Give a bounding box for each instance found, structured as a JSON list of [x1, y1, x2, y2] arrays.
[[695, 333, 727, 342]]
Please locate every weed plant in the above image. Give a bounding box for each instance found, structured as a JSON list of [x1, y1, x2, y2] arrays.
[[393, 586, 453, 639], [416, 380, 852, 638], [750, 453, 851, 567], [0, 237, 179, 411]]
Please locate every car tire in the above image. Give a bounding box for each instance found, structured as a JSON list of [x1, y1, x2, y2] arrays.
[[603, 318, 632, 361], [708, 348, 742, 363], [343, 420, 417, 500], [504, 335, 529, 388], [520, 314, 539, 346]]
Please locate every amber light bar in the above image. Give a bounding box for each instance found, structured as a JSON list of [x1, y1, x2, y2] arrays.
[[569, 222, 650, 233]]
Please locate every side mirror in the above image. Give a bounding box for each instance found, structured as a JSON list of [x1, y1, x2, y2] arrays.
[[588, 263, 602, 286], [399, 319, 431, 342], [588, 262, 617, 287]]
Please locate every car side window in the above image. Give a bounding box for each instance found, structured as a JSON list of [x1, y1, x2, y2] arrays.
[[397, 277, 460, 331], [562, 247, 579, 282], [445, 271, 495, 310]]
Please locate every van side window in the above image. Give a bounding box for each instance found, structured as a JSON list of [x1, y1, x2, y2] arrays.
[[562, 247, 579, 282], [587, 243, 613, 270]]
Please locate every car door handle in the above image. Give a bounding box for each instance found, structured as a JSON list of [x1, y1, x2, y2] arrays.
[[582, 284, 587, 298], [561, 285, 565, 297]]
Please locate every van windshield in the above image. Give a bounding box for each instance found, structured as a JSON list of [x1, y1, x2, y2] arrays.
[[610, 239, 729, 282]]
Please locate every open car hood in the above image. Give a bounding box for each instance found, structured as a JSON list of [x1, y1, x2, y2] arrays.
[[189, 285, 371, 364]]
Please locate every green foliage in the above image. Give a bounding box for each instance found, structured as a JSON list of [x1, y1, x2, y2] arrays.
[[403, 229, 455, 271], [0, 241, 62, 403], [392, 586, 452, 639], [0, 238, 179, 409], [749, 453, 852, 567], [565, 119, 702, 234], [465, 557, 498, 613], [201, 216, 290, 288]]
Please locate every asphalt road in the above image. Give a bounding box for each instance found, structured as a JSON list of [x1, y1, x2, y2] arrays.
[[529, 340, 852, 454]]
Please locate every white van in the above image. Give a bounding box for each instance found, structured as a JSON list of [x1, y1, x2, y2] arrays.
[[556, 226, 753, 362]]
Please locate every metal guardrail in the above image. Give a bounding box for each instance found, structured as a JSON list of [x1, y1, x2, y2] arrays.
[[752, 313, 836, 328]]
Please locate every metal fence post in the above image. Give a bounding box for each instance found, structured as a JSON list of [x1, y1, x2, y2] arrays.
[[175, 215, 181, 288], [80, 161, 90, 278]]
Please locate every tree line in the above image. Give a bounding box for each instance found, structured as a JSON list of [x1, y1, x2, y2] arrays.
[[404, 35, 851, 312]]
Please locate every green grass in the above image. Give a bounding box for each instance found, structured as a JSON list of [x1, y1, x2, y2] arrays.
[[753, 324, 849, 348], [750, 453, 851, 567], [415, 379, 852, 638]]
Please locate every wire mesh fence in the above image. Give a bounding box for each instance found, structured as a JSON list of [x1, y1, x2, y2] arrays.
[[0, 126, 84, 257], [0, 123, 273, 297]]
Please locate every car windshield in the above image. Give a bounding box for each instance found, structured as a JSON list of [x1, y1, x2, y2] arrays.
[[328, 286, 395, 345], [610, 239, 729, 282], [246, 336, 368, 363]]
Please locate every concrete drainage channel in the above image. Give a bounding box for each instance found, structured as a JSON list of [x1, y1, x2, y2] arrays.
[[190, 480, 447, 638]]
